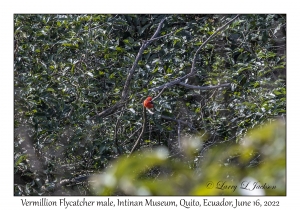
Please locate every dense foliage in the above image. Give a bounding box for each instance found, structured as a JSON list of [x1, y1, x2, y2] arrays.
[[14, 14, 286, 195]]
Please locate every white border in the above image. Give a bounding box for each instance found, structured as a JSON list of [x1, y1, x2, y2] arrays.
[[2, 0, 297, 209]]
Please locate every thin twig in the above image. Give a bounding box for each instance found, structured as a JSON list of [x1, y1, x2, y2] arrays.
[[178, 82, 230, 90], [177, 121, 181, 151], [191, 14, 240, 73], [152, 85, 167, 101], [151, 14, 240, 91], [151, 73, 195, 91], [129, 107, 147, 156], [114, 110, 124, 155], [146, 31, 174, 43], [147, 17, 167, 45], [95, 17, 167, 119], [128, 126, 142, 140], [121, 17, 167, 100]]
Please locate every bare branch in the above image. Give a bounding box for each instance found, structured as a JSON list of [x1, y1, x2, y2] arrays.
[[191, 14, 240, 73], [95, 101, 124, 119], [146, 17, 167, 45], [121, 17, 167, 100], [95, 15, 238, 118], [129, 107, 147, 156], [151, 15, 240, 92], [94, 17, 167, 120], [146, 31, 174, 43], [177, 121, 181, 151], [128, 126, 142, 140], [129, 106, 195, 156], [178, 82, 230, 90], [150, 72, 196, 91], [152, 84, 167, 101], [114, 110, 124, 155]]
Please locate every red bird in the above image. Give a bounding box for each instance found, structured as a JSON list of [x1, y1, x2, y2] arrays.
[[143, 96, 154, 109]]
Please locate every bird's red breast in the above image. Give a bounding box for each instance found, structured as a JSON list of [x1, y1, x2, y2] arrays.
[[143, 96, 154, 109]]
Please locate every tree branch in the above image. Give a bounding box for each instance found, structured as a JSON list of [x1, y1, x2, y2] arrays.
[[121, 17, 167, 100], [177, 121, 181, 151], [146, 31, 174, 43], [95, 101, 125, 119], [145, 17, 167, 46], [95, 17, 167, 119], [129, 107, 147, 156], [114, 111, 124, 155], [150, 72, 196, 91], [151, 15, 240, 92], [178, 82, 230, 90], [152, 84, 167, 101], [191, 14, 240, 73]]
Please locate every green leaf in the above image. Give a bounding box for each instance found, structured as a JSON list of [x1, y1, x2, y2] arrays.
[[47, 88, 55, 92]]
